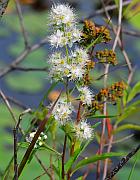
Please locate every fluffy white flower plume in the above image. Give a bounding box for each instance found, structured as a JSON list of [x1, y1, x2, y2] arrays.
[[49, 4, 81, 48], [48, 52, 69, 81], [49, 28, 81, 48], [49, 4, 76, 26], [74, 120, 93, 140], [52, 98, 74, 125], [78, 86, 93, 106]]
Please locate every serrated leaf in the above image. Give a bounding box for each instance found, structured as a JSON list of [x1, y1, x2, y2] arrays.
[[127, 82, 140, 103], [72, 152, 125, 174]]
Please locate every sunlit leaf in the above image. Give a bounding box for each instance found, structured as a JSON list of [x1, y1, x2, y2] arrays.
[[72, 152, 125, 174], [114, 124, 140, 134], [127, 81, 140, 103]]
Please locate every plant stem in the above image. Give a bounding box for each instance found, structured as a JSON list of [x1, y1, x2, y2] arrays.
[[62, 135, 67, 180]]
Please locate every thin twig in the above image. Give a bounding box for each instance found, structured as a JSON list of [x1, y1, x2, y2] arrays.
[[104, 134, 134, 147], [0, 90, 18, 124], [33, 172, 46, 180], [13, 127, 18, 180], [11, 66, 48, 72], [0, 37, 48, 78], [102, 0, 123, 179], [0, 89, 25, 135], [80, 1, 130, 22], [35, 154, 52, 179], [62, 135, 67, 180], [14, 0, 30, 48], [0, 0, 9, 17], [105, 144, 140, 180], [18, 91, 62, 177], [4, 96, 32, 112]]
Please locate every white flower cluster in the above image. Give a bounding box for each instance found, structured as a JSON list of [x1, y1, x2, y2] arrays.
[[74, 120, 93, 140], [48, 48, 89, 81], [48, 4, 90, 82], [47, 4, 94, 140], [49, 4, 81, 48], [78, 86, 93, 106], [26, 131, 47, 149], [51, 98, 74, 125]]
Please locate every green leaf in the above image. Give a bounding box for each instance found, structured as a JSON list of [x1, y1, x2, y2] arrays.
[[117, 100, 140, 124], [91, 122, 101, 129], [123, 0, 140, 17], [127, 82, 140, 103], [123, 89, 129, 106], [72, 152, 125, 174], [88, 114, 118, 119], [43, 144, 61, 156], [65, 138, 93, 172], [128, 153, 138, 180], [114, 0, 119, 6], [114, 124, 140, 134], [18, 142, 30, 148]]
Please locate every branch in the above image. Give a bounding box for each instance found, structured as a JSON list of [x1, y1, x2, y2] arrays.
[[11, 66, 48, 72], [18, 91, 62, 177], [80, 1, 130, 22], [0, 37, 48, 78], [14, 0, 30, 48], [0, 0, 9, 17], [105, 144, 140, 180]]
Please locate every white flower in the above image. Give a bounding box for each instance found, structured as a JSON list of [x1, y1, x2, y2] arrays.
[[26, 131, 47, 149], [48, 52, 70, 81], [49, 28, 81, 48], [68, 64, 85, 81], [72, 28, 82, 43], [78, 86, 93, 106], [49, 52, 66, 66], [49, 4, 76, 26], [74, 120, 93, 140], [52, 98, 73, 125], [49, 30, 68, 48], [71, 48, 89, 66]]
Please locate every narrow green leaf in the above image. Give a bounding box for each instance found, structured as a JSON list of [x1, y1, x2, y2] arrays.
[[114, 0, 119, 6], [91, 122, 101, 129], [18, 142, 30, 148], [128, 153, 138, 180], [43, 144, 61, 156], [123, 0, 140, 17], [88, 114, 118, 119], [117, 100, 140, 124], [127, 82, 140, 103], [123, 89, 129, 106], [114, 124, 140, 134], [65, 138, 93, 172], [72, 152, 125, 174]]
